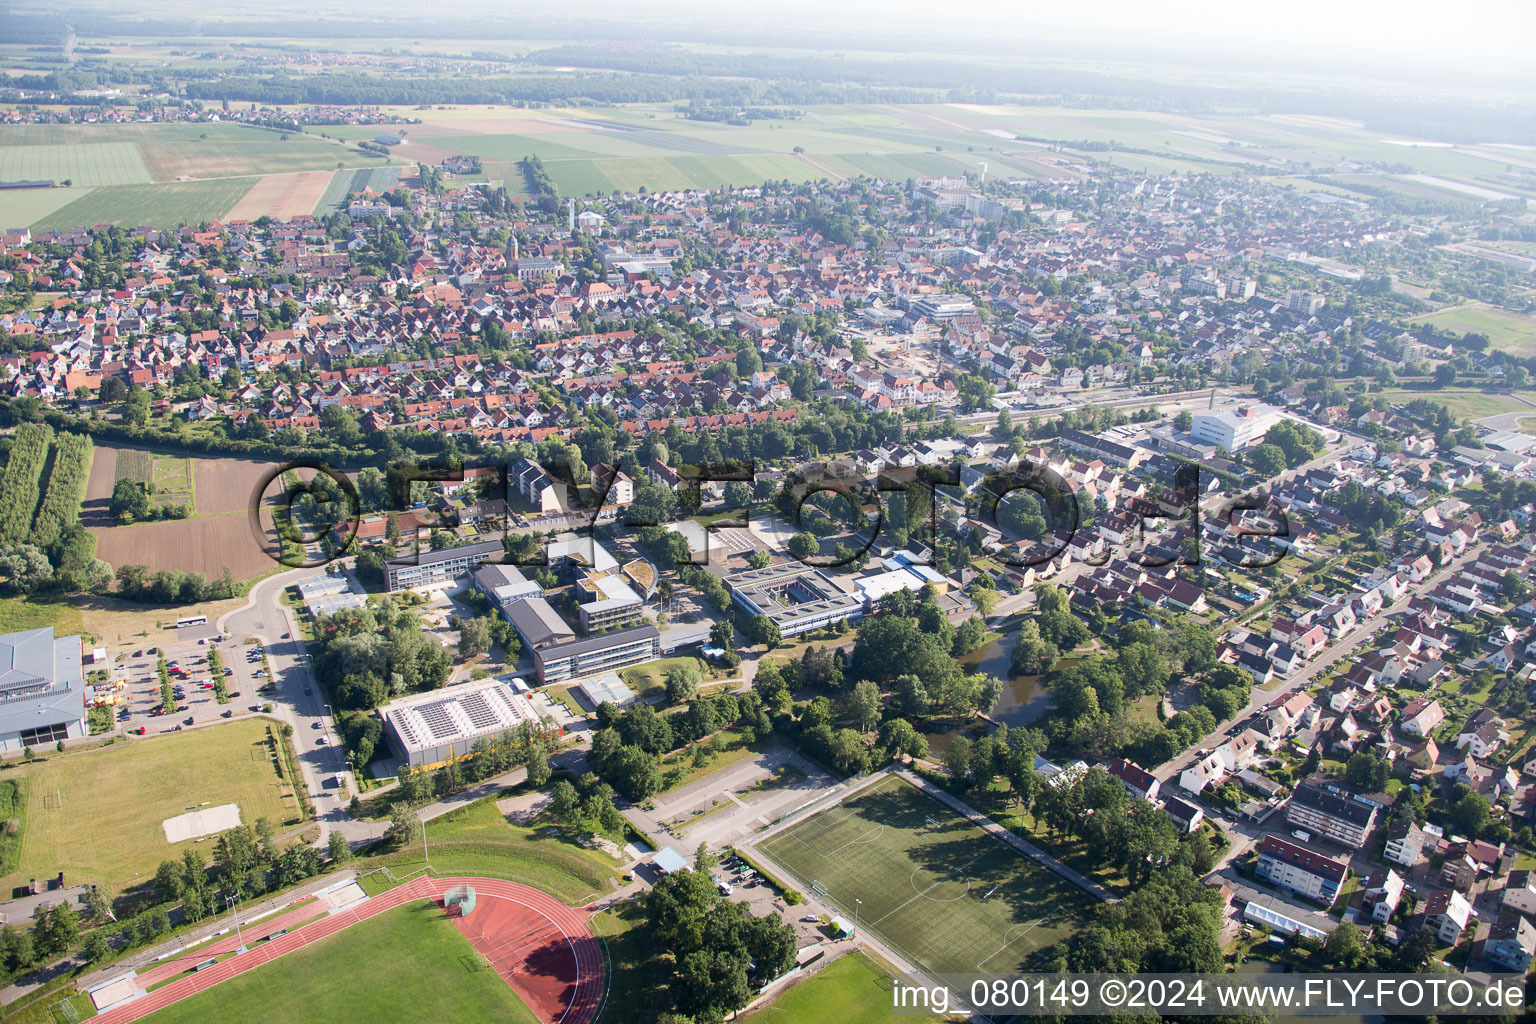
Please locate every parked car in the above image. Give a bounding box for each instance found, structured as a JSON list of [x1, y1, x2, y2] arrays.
[[183, 716, 194, 725], [221, 710, 233, 718], [281, 633, 291, 639], [135, 727, 146, 735], [316, 736, 328, 745]]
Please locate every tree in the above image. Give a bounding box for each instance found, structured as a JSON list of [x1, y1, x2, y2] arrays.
[[694, 842, 717, 874], [877, 718, 928, 762], [550, 779, 580, 820], [109, 478, 152, 523], [953, 615, 988, 656], [943, 735, 973, 786], [747, 614, 782, 649], [457, 616, 492, 660], [787, 532, 818, 560], [385, 805, 422, 848], [1248, 443, 1286, 479], [1449, 790, 1490, 839], [708, 620, 734, 651], [666, 662, 702, 703], [327, 830, 352, 864], [1175, 410, 1194, 432], [847, 680, 882, 732], [1324, 922, 1365, 969], [81, 931, 110, 963]]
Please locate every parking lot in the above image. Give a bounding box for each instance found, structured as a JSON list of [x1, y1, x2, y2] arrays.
[[109, 624, 271, 737]]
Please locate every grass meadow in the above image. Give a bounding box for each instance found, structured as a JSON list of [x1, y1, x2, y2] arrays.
[[0, 719, 301, 894]]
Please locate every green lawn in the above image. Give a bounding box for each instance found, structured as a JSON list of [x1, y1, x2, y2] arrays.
[[0, 594, 85, 636], [758, 775, 1094, 977], [141, 901, 538, 1024], [1407, 304, 1536, 356], [0, 719, 302, 895], [1377, 387, 1536, 421], [743, 950, 946, 1023], [364, 795, 621, 905], [621, 654, 716, 701]]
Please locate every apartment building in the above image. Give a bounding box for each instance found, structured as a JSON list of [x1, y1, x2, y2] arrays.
[[1285, 782, 1378, 848], [1255, 835, 1348, 904]]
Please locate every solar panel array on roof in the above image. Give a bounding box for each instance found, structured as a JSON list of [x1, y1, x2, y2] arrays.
[[460, 692, 501, 731]]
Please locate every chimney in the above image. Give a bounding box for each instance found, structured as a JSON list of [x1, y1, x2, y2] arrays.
[[978, 161, 987, 183], [568, 197, 575, 233], [1209, 388, 1216, 410]]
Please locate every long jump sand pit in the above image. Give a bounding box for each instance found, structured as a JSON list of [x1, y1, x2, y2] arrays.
[[225, 171, 334, 222], [162, 803, 241, 844]]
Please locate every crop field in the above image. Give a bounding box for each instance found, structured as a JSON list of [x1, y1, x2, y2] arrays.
[[91, 512, 277, 580], [1377, 387, 1536, 421], [0, 142, 151, 186], [313, 164, 403, 213], [1407, 304, 1536, 356], [138, 901, 540, 1024], [32, 179, 259, 230], [225, 170, 335, 221], [137, 134, 365, 182], [758, 775, 1094, 977], [0, 719, 301, 894]]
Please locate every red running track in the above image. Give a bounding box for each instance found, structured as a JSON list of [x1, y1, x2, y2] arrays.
[[91, 877, 606, 1024]]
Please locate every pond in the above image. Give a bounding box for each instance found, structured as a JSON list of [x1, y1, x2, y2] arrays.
[[957, 631, 1051, 728], [923, 630, 1054, 756]]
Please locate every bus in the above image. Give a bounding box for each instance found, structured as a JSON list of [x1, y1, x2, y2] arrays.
[[175, 616, 207, 628]]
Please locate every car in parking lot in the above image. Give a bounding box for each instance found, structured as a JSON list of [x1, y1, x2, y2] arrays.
[[316, 736, 328, 745], [221, 710, 233, 718], [312, 721, 322, 729], [183, 717, 194, 725]]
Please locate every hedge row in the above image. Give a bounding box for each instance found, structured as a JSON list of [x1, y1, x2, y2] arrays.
[[28, 431, 94, 550], [0, 423, 54, 544]]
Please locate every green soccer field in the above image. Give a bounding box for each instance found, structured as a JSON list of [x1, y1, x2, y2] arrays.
[[141, 901, 540, 1024], [758, 775, 1095, 977]]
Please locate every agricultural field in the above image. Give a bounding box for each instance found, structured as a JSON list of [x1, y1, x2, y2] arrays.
[[139, 901, 540, 1024], [90, 513, 277, 581], [1407, 304, 1536, 356], [115, 450, 196, 513], [32, 179, 259, 231], [0, 122, 392, 228], [0, 719, 303, 895], [758, 775, 1094, 977], [0, 422, 54, 545], [0, 141, 151, 186], [312, 164, 403, 214]]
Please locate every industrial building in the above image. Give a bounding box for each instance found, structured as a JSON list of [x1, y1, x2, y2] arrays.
[[379, 678, 544, 768]]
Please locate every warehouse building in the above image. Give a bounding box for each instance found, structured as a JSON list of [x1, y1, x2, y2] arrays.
[[379, 678, 544, 768]]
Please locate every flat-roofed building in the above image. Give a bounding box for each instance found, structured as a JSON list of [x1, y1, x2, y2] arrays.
[[295, 574, 350, 602], [385, 539, 506, 592], [379, 678, 544, 768], [575, 574, 644, 633], [0, 628, 87, 753], [533, 625, 660, 684], [1192, 404, 1281, 451], [574, 672, 639, 710], [727, 565, 863, 637]]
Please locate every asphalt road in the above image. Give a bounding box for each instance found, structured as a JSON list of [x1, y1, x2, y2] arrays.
[[219, 566, 357, 843]]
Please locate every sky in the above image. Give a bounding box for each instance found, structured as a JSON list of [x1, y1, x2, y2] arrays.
[[552, 0, 1536, 81]]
